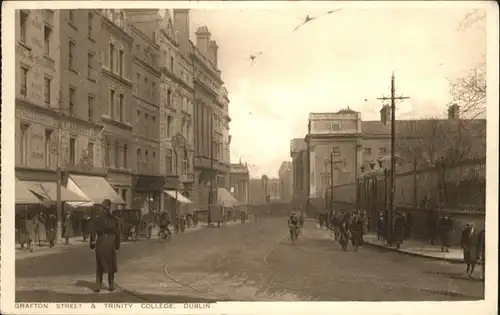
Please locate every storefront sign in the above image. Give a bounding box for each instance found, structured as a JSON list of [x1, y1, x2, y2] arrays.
[[16, 108, 58, 128]]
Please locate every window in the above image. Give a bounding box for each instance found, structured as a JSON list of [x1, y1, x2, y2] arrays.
[[145, 150, 149, 171], [144, 78, 149, 97], [20, 66, 28, 97], [44, 25, 52, 56], [363, 148, 371, 156], [87, 142, 95, 166], [119, 12, 125, 28], [379, 148, 387, 156], [152, 116, 156, 136], [69, 137, 76, 165], [109, 89, 115, 118], [68, 10, 75, 24], [181, 119, 186, 137], [121, 189, 127, 203], [152, 82, 156, 99], [152, 152, 156, 173], [69, 87, 75, 116], [45, 129, 53, 167], [167, 89, 171, 107], [88, 95, 94, 122], [165, 150, 172, 174], [88, 12, 93, 38], [115, 141, 120, 169], [87, 52, 94, 77], [330, 123, 341, 132], [136, 149, 141, 171], [118, 94, 124, 122], [68, 40, 76, 70], [119, 50, 124, 76], [136, 110, 141, 127], [123, 144, 128, 168], [166, 116, 172, 137], [109, 43, 115, 72], [103, 141, 109, 167], [144, 113, 148, 135], [20, 123, 30, 166], [170, 56, 174, 72], [135, 73, 140, 93], [20, 11, 29, 43], [44, 76, 51, 105]]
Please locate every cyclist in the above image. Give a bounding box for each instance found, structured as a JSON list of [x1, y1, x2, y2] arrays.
[[158, 212, 171, 239], [288, 211, 300, 240]]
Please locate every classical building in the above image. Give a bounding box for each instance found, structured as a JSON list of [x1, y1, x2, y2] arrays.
[[188, 24, 229, 212], [97, 9, 135, 208], [278, 161, 293, 202], [229, 162, 249, 204], [219, 86, 232, 188], [290, 138, 308, 210]]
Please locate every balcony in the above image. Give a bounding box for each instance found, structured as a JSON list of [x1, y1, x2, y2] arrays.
[[179, 173, 195, 183]]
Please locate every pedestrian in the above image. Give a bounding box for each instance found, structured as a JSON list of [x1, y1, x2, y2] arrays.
[[63, 212, 75, 245], [437, 215, 453, 252], [90, 199, 121, 292], [31, 214, 41, 247], [460, 223, 479, 277], [25, 213, 36, 252], [361, 211, 369, 234], [37, 213, 47, 246], [338, 213, 350, 251], [392, 213, 405, 249], [376, 212, 385, 241], [350, 213, 364, 251], [427, 208, 438, 245], [46, 213, 57, 247], [476, 228, 485, 280]]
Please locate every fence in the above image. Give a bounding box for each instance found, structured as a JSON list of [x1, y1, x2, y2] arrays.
[[332, 157, 486, 211]]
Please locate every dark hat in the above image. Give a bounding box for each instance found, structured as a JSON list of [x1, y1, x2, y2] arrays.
[[102, 199, 112, 209]]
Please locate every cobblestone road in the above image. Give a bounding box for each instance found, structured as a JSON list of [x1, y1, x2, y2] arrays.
[[16, 218, 484, 302]]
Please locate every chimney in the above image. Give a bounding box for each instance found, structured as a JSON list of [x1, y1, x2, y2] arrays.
[[448, 103, 460, 120], [209, 40, 219, 68], [195, 26, 211, 56], [380, 105, 391, 125], [173, 9, 190, 56]]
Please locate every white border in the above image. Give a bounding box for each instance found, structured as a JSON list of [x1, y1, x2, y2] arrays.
[[2, 1, 498, 315]]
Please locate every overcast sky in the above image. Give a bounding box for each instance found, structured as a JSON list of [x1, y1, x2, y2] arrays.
[[176, 4, 487, 178]]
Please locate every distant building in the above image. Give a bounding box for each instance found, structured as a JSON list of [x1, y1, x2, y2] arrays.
[[229, 162, 249, 204], [267, 178, 280, 201], [290, 138, 308, 211], [248, 178, 265, 205], [304, 105, 486, 212], [278, 161, 293, 202]]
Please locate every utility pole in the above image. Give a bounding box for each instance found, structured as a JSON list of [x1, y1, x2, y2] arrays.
[[377, 72, 410, 245]]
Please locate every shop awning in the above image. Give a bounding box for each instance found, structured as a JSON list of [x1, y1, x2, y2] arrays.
[[20, 180, 88, 203], [67, 201, 95, 208], [164, 190, 192, 204], [67, 174, 125, 205], [16, 179, 42, 204], [217, 188, 240, 208]]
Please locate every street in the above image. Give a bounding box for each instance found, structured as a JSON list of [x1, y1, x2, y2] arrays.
[[16, 217, 484, 302]]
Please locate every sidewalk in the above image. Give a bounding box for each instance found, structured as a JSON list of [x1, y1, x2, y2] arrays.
[[15, 220, 250, 261], [362, 233, 464, 263]]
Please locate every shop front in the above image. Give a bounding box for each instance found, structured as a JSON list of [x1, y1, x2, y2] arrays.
[[107, 170, 133, 209], [132, 175, 165, 223]]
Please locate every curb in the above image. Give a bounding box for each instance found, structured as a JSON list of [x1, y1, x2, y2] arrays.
[[362, 240, 466, 264]]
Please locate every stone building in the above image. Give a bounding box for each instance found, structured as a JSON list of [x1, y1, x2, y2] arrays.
[[97, 9, 135, 208], [290, 138, 309, 211], [229, 162, 249, 204], [125, 11, 166, 214], [278, 161, 293, 202], [15, 9, 123, 209]]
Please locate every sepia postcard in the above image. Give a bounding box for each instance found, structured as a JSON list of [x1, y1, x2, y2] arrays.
[[1, 1, 498, 315]]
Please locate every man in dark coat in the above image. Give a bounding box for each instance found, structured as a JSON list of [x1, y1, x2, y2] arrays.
[[46, 213, 57, 248], [437, 215, 453, 252], [460, 223, 479, 277], [392, 213, 405, 249], [90, 199, 121, 292], [350, 213, 364, 251], [376, 212, 385, 241], [338, 213, 351, 251]]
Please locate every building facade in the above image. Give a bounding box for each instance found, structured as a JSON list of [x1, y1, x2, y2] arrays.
[[278, 161, 293, 202], [15, 9, 107, 187], [229, 163, 249, 204], [248, 178, 266, 205], [189, 24, 227, 212], [290, 138, 309, 210], [125, 10, 165, 214], [97, 9, 135, 208]]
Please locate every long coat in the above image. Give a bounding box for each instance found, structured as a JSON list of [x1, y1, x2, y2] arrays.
[[460, 226, 479, 264], [350, 218, 364, 247], [90, 211, 121, 274], [46, 214, 57, 241]]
